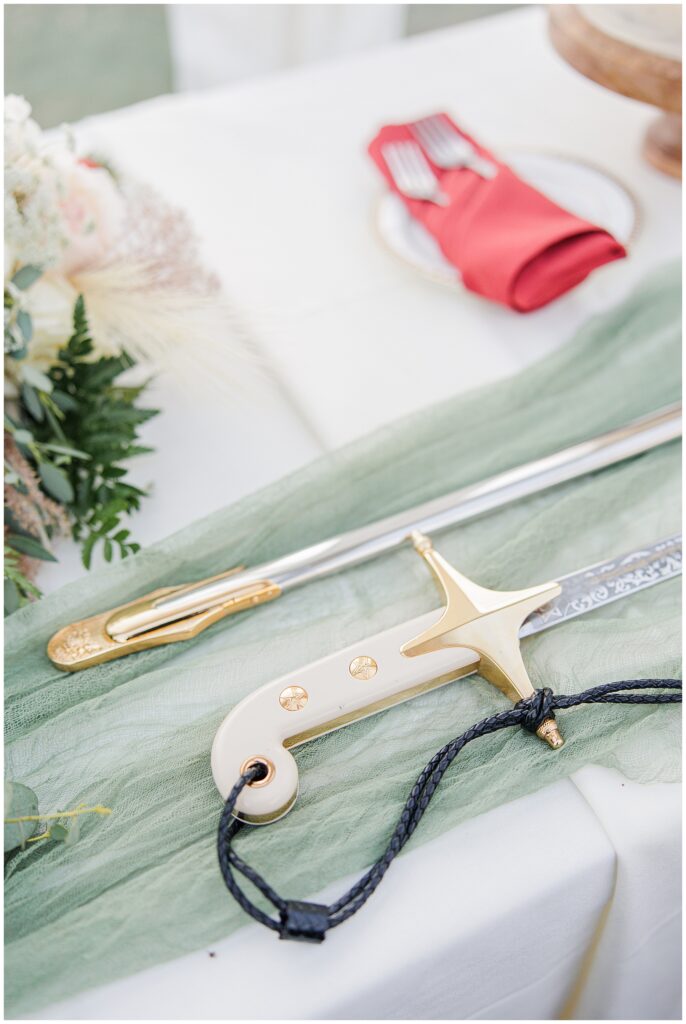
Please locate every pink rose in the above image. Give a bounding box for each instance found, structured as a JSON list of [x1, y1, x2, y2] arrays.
[[55, 159, 125, 276]]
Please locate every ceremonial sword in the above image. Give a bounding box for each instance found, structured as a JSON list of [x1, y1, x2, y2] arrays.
[[48, 403, 681, 670], [211, 533, 682, 823]]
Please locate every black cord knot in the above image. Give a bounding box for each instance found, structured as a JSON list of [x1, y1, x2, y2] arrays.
[[279, 900, 330, 943], [516, 687, 556, 734]]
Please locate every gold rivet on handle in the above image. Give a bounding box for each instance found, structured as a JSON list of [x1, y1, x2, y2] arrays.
[[279, 685, 308, 711], [349, 655, 378, 681]]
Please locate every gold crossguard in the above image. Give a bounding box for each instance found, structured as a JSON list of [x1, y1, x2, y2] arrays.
[[403, 532, 564, 748]]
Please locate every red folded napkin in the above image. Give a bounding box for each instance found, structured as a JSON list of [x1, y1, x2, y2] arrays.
[[368, 116, 626, 312]]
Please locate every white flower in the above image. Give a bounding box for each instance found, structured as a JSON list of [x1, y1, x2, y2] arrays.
[[21, 273, 79, 370], [4, 95, 125, 278], [4, 94, 31, 122], [4, 95, 39, 160], [4, 95, 243, 388], [4, 95, 68, 271]]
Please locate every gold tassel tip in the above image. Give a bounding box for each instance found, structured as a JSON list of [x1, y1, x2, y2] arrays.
[[536, 717, 565, 749]]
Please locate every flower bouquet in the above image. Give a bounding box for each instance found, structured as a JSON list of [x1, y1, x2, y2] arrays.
[[4, 96, 236, 612]]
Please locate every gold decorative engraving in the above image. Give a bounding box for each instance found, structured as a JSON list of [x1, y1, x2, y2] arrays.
[[47, 578, 281, 671], [279, 685, 308, 711], [349, 655, 378, 680], [50, 626, 101, 662]]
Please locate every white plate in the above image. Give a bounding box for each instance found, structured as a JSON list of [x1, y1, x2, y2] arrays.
[[376, 152, 637, 289]]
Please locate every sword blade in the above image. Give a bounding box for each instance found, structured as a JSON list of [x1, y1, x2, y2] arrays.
[[48, 404, 682, 670], [113, 404, 682, 637], [521, 535, 682, 638]]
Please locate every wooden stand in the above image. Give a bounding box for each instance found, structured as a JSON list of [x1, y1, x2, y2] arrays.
[[644, 111, 682, 179], [548, 5, 682, 179]]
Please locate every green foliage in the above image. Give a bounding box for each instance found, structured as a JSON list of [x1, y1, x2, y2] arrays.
[[5, 533, 57, 562], [3, 417, 85, 613], [11, 265, 43, 290], [4, 294, 158, 610], [4, 780, 111, 855], [4, 545, 44, 615], [4, 264, 42, 357], [4, 781, 39, 851], [22, 296, 158, 568], [38, 461, 74, 504]]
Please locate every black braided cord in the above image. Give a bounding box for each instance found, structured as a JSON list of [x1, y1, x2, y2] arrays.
[[217, 679, 681, 942]]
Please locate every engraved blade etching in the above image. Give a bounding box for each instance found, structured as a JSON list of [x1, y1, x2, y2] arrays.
[[520, 536, 682, 639]]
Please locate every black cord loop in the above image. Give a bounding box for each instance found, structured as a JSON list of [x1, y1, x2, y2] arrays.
[[217, 679, 681, 942], [517, 686, 556, 733]]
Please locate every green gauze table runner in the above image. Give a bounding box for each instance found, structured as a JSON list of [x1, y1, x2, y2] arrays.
[[5, 264, 682, 1015]]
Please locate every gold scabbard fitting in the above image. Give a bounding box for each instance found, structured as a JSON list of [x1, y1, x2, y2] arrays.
[[47, 574, 281, 671]]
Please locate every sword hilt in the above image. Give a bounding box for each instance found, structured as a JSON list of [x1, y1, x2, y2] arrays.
[[405, 532, 565, 748]]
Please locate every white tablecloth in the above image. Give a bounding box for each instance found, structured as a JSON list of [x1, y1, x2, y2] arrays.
[[33, 7, 681, 1019]]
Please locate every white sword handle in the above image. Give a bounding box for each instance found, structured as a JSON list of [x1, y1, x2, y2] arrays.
[[211, 609, 481, 823]]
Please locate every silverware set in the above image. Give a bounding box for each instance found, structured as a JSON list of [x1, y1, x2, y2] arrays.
[[382, 141, 451, 205], [382, 114, 498, 206]]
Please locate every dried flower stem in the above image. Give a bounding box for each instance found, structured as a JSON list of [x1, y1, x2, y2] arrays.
[[5, 804, 112, 823]]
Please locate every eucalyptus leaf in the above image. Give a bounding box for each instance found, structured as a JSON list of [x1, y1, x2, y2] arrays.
[[5, 330, 28, 360], [20, 385, 44, 423], [11, 265, 43, 290], [51, 391, 79, 413], [50, 824, 69, 842], [6, 533, 57, 562], [21, 364, 52, 393], [38, 462, 74, 504], [4, 578, 20, 616], [4, 781, 39, 851], [5, 508, 37, 537], [12, 428, 33, 447], [16, 310, 33, 342]]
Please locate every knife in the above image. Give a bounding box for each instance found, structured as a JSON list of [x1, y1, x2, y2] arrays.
[[47, 403, 681, 671], [211, 534, 682, 823]]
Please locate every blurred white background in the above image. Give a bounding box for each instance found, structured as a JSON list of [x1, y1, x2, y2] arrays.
[[168, 5, 406, 89], [5, 4, 517, 125]]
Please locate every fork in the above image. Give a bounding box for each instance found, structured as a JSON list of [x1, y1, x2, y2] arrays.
[[382, 140, 450, 205], [411, 115, 497, 179]]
